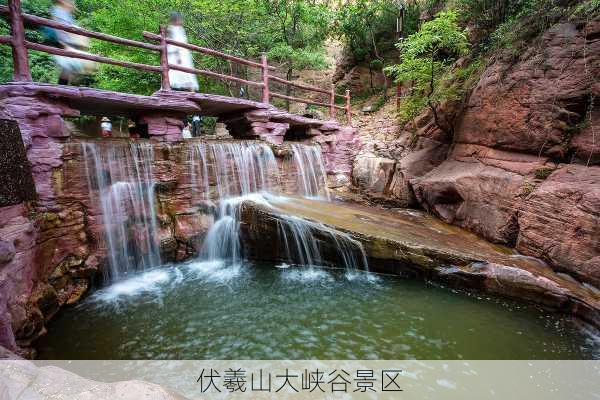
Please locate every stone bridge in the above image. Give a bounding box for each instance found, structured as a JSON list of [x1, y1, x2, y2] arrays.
[[0, 0, 360, 354], [0, 0, 358, 198]]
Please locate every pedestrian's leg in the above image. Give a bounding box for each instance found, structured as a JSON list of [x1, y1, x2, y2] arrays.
[[58, 70, 69, 85]]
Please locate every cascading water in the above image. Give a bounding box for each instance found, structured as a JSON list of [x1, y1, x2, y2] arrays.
[[82, 142, 161, 282], [276, 214, 369, 271], [186, 141, 366, 271], [187, 142, 279, 265], [83, 139, 367, 284], [290, 144, 330, 200]]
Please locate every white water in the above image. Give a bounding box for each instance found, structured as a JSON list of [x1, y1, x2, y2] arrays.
[[83, 142, 161, 282], [290, 144, 330, 200], [276, 214, 369, 271], [83, 140, 368, 285]]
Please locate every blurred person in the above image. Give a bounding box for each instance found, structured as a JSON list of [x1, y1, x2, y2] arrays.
[[100, 117, 112, 138], [50, 0, 96, 85], [191, 114, 202, 137], [167, 13, 199, 92], [128, 119, 140, 139], [182, 121, 192, 139]]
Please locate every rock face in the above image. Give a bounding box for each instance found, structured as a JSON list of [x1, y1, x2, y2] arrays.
[[457, 22, 599, 162], [517, 165, 600, 287], [352, 17, 600, 288]]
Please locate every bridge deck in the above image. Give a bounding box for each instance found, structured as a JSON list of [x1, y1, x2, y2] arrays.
[[0, 83, 340, 130]]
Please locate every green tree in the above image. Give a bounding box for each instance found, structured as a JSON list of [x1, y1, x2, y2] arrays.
[[334, 0, 420, 95], [0, 0, 57, 84], [385, 10, 469, 136], [1, 0, 333, 98], [259, 0, 332, 108]]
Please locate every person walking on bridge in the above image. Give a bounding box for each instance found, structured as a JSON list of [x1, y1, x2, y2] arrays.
[[167, 13, 199, 92], [50, 0, 96, 85]]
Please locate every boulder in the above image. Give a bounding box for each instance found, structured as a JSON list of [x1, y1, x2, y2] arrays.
[[517, 164, 600, 287], [413, 160, 526, 245], [352, 155, 396, 195]]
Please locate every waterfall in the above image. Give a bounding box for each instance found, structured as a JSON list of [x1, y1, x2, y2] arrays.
[[276, 215, 369, 271], [186, 141, 365, 271], [82, 139, 367, 281], [82, 142, 161, 282], [188, 143, 279, 264], [290, 144, 330, 200]]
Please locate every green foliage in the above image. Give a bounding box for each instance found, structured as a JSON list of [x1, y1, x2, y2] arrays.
[[385, 11, 470, 125], [335, 0, 420, 63], [454, 0, 526, 30], [483, 0, 564, 51], [0, 0, 57, 83], [534, 167, 554, 180], [371, 94, 387, 112], [0, 0, 332, 95], [261, 0, 331, 73], [571, 0, 600, 18]]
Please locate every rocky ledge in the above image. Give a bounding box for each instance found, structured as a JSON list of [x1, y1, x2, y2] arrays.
[[0, 347, 187, 400], [240, 197, 600, 329]]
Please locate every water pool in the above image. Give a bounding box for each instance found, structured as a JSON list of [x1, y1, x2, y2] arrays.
[[36, 261, 598, 360]]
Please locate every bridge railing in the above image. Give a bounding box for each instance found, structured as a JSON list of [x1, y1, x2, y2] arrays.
[[0, 0, 352, 126]]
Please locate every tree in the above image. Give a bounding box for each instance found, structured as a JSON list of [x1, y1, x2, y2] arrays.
[[0, 0, 58, 84], [385, 10, 469, 137], [334, 0, 421, 94], [259, 0, 332, 109], [1, 0, 333, 98]]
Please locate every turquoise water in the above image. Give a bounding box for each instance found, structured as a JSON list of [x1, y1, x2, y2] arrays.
[[37, 261, 599, 360]]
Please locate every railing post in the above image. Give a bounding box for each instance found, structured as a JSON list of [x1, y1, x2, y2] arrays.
[[159, 25, 171, 91], [261, 53, 270, 104], [8, 0, 31, 82], [329, 84, 336, 120], [345, 89, 352, 126]]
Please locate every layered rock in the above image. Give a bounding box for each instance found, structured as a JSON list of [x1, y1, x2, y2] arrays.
[[517, 164, 600, 287], [351, 17, 600, 288], [457, 21, 599, 161]]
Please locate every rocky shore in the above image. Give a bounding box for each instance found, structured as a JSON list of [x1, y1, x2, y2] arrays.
[[240, 197, 600, 330]]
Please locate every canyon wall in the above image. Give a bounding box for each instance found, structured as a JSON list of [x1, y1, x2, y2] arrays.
[[353, 18, 600, 287]]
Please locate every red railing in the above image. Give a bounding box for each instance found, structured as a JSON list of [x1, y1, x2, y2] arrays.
[[0, 0, 352, 125]]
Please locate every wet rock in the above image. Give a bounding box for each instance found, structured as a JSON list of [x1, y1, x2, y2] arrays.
[[240, 197, 600, 328], [14, 307, 45, 348], [517, 164, 600, 287], [65, 281, 89, 305], [30, 284, 59, 322]]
